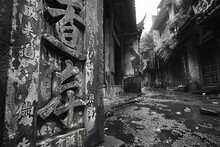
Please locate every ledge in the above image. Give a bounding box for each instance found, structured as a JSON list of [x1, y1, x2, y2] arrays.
[[42, 34, 86, 61]]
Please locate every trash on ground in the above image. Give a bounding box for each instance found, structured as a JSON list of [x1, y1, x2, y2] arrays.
[[213, 102, 219, 105], [104, 128, 108, 131], [198, 123, 213, 129], [176, 112, 181, 115], [184, 107, 191, 112], [199, 107, 219, 116], [155, 128, 161, 132], [131, 121, 141, 125], [135, 125, 145, 130], [105, 110, 114, 118], [178, 84, 185, 88], [151, 111, 157, 115]]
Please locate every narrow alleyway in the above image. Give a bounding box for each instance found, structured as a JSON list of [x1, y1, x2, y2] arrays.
[[104, 90, 220, 147]]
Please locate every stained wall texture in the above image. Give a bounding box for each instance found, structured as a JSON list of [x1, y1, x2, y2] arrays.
[[0, 0, 13, 145], [2, 0, 104, 146]]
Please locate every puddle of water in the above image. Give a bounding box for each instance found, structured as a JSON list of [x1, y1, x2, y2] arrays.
[[150, 95, 175, 100], [105, 120, 135, 144], [159, 129, 182, 140], [106, 98, 220, 146]]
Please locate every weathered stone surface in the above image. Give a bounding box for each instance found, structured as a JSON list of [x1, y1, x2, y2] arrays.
[[3, 0, 41, 146], [2, 0, 104, 146], [42, 34, 86, 60], [84, 0, 104, 146], [199, 107, 219, 116], [0, 0, 12, 145], [36, 128, 86, 147], [37, 0, 87, 141]]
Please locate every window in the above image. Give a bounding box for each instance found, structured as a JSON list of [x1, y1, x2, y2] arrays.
[[202, 47, 219, 85]]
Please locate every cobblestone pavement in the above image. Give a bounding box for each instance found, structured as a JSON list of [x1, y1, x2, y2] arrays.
[[104, 89, 220, 147]]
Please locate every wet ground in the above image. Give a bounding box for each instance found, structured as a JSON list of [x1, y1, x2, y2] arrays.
[[104, 90, 220, 147]]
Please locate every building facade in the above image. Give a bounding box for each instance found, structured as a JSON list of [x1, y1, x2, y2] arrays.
[[0, 0, 139, 146], [151, 0, 220, 92], [103, 0, 142, 97]]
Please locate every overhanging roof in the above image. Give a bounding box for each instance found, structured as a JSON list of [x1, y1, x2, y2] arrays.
[[113, 0, 137, 33], [151, 7, 168, 30], [157, 0, 172, 8], [157, 0, 165, 8]]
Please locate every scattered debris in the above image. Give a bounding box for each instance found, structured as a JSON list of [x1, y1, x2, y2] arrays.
[[178, 84, 185, 88], [135, 125, 145, 130], [198, 123, 213, 129], [105, 109, 114, 118], [212, 102, 219, 105], [176, 112, 181, 115], [137, 93, 143, 97], [164, 138, 173, 144], [134, 107, 142, 111], [202, 93, 206, 96], [104, 128, 108, 131], [151, 111, 157, 115], [155, 128, 161, 132], [199, 107, 219, 116], [131, 121, 141, 124], [195, 127, 199, 130], [178, 84, 186, 92], [184, 107, 191, 113]]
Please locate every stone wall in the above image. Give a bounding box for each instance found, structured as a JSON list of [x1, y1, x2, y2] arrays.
[[0, 0, 13, 144], [1, 0, 104, 146]]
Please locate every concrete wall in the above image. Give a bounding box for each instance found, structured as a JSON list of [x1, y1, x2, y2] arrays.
[[103, 1, 115, 99], [151, 48, 187, 89], [186, 36, 201, 90], [124, 39, 141, 93], [1, 0, 104, 146], [167, 50, 187, 87], [0, 0, 12, 144], [124, 39, 140, 78], [216, 42, 220, 86], [3, 0, 42, 145], [84, 0, 104, 145]]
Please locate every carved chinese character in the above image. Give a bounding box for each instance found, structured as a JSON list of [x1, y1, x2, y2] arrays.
[[37, 60, 86, 128], [45, 0, 85, 51], [24, 5, 38, 20], [22, 22, 36, 38], [37, 0, 87, 141], [55, 138, 65, 147], [17, 137, 30, 147]]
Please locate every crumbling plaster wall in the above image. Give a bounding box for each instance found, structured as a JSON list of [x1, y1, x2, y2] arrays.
[[124, 39, 141, 93], [124, 39, 140, 78], [186, 36, 201, 90], [1, 0, 104, 146], [0, 0, 12, 144]]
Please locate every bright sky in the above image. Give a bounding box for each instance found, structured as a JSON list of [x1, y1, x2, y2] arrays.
[[135, 0, 161, 33]]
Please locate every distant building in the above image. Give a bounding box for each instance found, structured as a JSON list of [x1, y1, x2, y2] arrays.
[[150, 0, 220, 92], [103, 0, 143, 97]]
